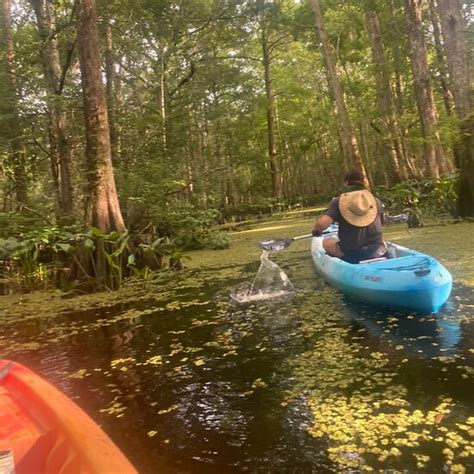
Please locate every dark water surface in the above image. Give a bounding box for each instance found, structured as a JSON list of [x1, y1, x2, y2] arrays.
[[0, 227, 473, 473]]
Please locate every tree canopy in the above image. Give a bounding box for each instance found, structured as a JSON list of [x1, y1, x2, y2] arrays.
[[0, 0, 472, 230]]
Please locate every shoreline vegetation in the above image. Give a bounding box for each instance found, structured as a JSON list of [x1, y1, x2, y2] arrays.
[[0, 172, 467, 294], [1, 216, 472, 320]]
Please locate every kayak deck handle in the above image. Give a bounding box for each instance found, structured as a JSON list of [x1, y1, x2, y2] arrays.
[[415, 268, 431, 276]]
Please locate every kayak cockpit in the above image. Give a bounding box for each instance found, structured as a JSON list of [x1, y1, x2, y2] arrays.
[[311, 236, 453, 313]]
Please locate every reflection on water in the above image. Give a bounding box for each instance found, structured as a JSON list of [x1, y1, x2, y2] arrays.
[[344, 297, 462, 358], [0, 256, 472, 473]]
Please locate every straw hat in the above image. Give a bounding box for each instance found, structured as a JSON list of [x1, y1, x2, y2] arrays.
[[338, 190, 377, 227]]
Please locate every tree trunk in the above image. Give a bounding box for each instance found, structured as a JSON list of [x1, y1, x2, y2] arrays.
[[159, 51, 168, 152], [104, 22, 121, 168], [30, 0, 74, 222], [388, 0, 406, 119], [365, 10, 408, 182], [76, 0, 125, 233], [261, 25, 282, 200], [427, 0, 453, 116], [0, 0, 28, 208], [404, 0, 446, 178], [437, 0, 474, 216], [309, 0, 368, 185], [358, 122, 375, 185], [388, 0, 420, 178], [275, 97, 292, 200]]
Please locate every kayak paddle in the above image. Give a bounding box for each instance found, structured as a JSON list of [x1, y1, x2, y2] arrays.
[[258, 234, 313, 252], [258, 226, 338, 252]]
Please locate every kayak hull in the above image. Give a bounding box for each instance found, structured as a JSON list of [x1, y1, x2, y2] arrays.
[[311, 237, 452, 313], [0, 359, 136, 474]]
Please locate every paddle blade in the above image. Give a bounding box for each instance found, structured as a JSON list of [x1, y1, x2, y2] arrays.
[[258, 238, 294, 252]]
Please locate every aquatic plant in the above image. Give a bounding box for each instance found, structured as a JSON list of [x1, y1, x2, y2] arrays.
[[0, 226, 182, 293], [0, 227, 77, 291], [374, 172, 460, 221], [290, 316, 473, 472]]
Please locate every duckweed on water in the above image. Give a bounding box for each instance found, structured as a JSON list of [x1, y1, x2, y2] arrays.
[[0, 219, 472, 473], [307, 395, 473, 472], [286, 300, 473, 472]]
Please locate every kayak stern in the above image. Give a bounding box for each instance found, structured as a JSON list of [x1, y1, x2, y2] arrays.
[[311, 237, 453, 314]]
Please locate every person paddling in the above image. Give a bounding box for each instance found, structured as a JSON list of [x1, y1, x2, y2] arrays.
[[311, 169, 387, 264]]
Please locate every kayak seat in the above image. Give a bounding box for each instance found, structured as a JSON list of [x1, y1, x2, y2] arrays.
[[343, 243, 388, 264]]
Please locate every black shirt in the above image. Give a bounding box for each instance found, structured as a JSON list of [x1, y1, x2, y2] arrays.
[[324, 192, 384, 254]]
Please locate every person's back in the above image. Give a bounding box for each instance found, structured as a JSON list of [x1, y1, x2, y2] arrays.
[[312, 170, 386, 263]]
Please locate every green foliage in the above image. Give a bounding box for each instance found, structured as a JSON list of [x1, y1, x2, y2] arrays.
[[0, 226, 77, 291], [0, 202, 231, 292], [0, 213, 51, 238], [77, 227, 131, 290], [136, 235, 183, 271], [374, 172, 460, 221], [203, 231, 230, 250], [0, 224, 187, 293], [222, 198, 275, 221], [1, 0, 469, 296], [428, 171, 459, 217], [158, 206, 229, 251]]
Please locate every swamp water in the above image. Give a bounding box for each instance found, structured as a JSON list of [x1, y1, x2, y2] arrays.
[[0, 221, 473, 473]]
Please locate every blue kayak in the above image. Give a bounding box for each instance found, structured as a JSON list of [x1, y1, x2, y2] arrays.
[[311, 234, 452, 313]]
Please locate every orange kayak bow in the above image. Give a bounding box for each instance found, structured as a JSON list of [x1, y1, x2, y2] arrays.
[[0, 359, 136, 473]]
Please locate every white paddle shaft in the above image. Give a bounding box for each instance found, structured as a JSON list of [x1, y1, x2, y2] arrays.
[[292, 234, 313, 241]]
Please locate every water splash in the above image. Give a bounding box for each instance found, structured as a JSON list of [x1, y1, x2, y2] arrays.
[[231, 251, 294, 303], [250, 250, 294, 294]]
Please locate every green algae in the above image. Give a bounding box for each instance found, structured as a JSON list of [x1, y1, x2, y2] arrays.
[[0, 213, 472, 473], [281, 290, 473, 472], [385, 223, 474, 286], [1, 216, 471, 323]]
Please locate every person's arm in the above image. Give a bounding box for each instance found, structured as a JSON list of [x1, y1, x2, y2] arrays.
[[312, 214, 334, 237], [312, 198, 338, 236]]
